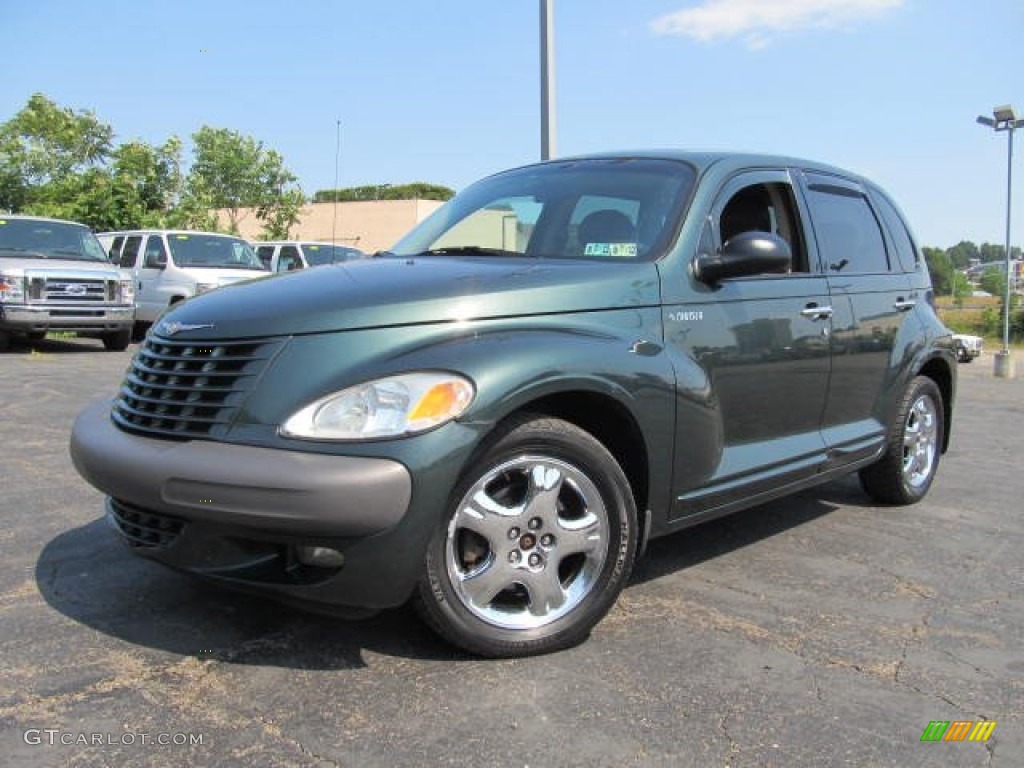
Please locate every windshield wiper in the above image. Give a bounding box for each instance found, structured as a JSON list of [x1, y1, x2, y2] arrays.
[[423, 246, 526, 258], [0, 247, 46, 258]]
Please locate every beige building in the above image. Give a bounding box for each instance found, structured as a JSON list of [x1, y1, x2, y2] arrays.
[[218, 199, 445, 253]]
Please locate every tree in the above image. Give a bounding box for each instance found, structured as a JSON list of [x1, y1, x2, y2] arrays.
[[979, 267, 1005, 298], [0, 92, 113, 212], [946, 240, 980, 269], [259, 188, 305, 240], [923, 247, 952, 295], [186, 126, 301, 234]]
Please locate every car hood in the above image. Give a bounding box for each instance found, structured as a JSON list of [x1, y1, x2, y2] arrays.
[[152, 257, 662, 340]]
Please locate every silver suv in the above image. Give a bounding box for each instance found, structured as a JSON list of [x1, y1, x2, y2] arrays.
[[0, 215, 134, 351]]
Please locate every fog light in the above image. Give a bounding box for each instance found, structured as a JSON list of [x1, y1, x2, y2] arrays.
[[295, 545, 346, 568]]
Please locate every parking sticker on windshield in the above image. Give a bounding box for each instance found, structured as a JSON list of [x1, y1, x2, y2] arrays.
[[584, 242, 638, 258]]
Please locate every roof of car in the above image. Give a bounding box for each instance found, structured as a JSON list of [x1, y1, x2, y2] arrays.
[[97, 229, 245, 237], [0, 213, 91, 227], [523, 150, 864, 184]]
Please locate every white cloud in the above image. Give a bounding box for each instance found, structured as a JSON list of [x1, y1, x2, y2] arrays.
[[651, 0, 904, 48]]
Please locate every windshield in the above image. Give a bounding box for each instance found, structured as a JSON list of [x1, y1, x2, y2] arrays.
[[0, 218, 109, 262], [301, 244, 365, 266], [392, 158, 695, 262], [165, 233, 265, 270]]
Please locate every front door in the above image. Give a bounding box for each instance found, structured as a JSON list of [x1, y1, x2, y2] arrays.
[[667, 170, 833, 520]]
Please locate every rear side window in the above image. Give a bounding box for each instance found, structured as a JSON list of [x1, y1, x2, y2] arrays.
[[805, 181, 889, 274], [120, 236, 142, 268]]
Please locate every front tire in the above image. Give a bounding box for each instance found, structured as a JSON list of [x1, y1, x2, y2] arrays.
[[416, 415, 637, 657], [102, 329, 131, 351], [859, 376, 943, 505]]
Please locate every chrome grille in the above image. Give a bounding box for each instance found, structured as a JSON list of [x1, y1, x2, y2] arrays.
[[112, 335, 282, 439], [32, 277, 114, 302]]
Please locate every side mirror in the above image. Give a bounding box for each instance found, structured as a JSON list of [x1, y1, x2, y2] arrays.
[[145, 253, 167, 269], [695, 231, 792, 284]]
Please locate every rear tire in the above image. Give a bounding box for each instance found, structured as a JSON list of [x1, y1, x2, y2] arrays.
[[415, 415, 637, 657], [859, 376, 943, 505]]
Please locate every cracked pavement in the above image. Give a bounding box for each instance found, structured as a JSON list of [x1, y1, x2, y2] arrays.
[[1, 338, 1021, 766]]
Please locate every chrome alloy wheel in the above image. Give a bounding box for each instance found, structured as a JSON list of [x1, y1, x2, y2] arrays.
[[901, 394, 939, 489], [444, 455, 609, 630]]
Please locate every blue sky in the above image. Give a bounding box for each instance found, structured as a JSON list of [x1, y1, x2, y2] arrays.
[[2, 0, 1021, 248]]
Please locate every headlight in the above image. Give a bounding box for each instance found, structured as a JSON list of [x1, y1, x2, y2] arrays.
[[196, 282, 219, 294], [0, 273, 25, 301], [280, 372, 475, 441], [119, 279, 135, 303]]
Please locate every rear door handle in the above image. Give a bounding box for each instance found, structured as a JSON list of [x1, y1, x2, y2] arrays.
[[801, 304, 833, 320], [894, 298, 916, 312]]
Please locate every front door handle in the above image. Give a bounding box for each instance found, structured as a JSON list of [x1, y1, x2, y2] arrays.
[[894, 298, 916, 312], [801, 304, 834, 320]]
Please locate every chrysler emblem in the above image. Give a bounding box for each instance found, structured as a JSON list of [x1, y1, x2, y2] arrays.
[[159, 321, 215, 336]]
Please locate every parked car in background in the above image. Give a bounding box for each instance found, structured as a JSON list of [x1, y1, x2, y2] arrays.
[[0, 215, 134, 351], [952, 333, 983, 363], [72, 151, 957, 657], [98, 230, 267, 336], [253, 241, 366, 272]]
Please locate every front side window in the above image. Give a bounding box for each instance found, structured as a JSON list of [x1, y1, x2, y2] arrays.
[[393, 158, 695, 262], [0, 218, 109, 262], [717, 181, 809, 272], [256, 245, 274, 268], [165, 234, 265, 270], [277, 245, 301, 272], [804, 179, 889, 274], [144, 236, 167, 268], [120, 236, 142, 268]]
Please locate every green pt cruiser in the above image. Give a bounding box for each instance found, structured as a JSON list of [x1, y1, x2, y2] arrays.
[[70, 152, 957, 657]]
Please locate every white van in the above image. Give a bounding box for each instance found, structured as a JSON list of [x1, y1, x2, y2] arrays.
[[252, 241, 366, 273], [99, 230, 268, 332]]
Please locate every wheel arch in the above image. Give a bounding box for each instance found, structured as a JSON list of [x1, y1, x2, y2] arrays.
[[917, 355, 954, 453], [492, 390, 652, 550]]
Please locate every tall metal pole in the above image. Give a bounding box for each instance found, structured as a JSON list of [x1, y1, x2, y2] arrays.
[[1002, 124, 1014, 355], [332, 119, 341, 245], [540, 0, 556, 161]]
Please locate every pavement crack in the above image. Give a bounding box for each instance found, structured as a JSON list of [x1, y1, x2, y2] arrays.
[[258, 714, 343, 767]]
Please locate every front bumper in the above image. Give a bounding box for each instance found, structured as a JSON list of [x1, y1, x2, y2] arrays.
[[69, 399, 431, 609], [0, 303, 133, 332], [71, 399, 412, 538]]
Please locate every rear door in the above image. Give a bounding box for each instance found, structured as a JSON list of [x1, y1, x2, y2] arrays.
[[798, 172, 916, 465]]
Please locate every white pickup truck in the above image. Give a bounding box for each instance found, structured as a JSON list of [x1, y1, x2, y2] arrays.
[[0, 215, 134, 351], [952, 333, 983, 363]]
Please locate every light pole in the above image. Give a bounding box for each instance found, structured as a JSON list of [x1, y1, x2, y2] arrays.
[[977, 105, 1024, 378], [540, 0, 556, 161], [332, 119, 341, 245]]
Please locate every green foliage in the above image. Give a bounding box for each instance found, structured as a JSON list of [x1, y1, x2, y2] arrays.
[[313, 182, 455, 203], [188, 126, 302, 234], [979, 267, 1006, 299], [0, 93, 113, 213], [259, 188, 306, 240], [1, 94, 301, 235]]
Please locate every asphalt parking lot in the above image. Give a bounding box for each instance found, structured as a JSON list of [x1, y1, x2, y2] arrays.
[[1, 338, 1021, 767]]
